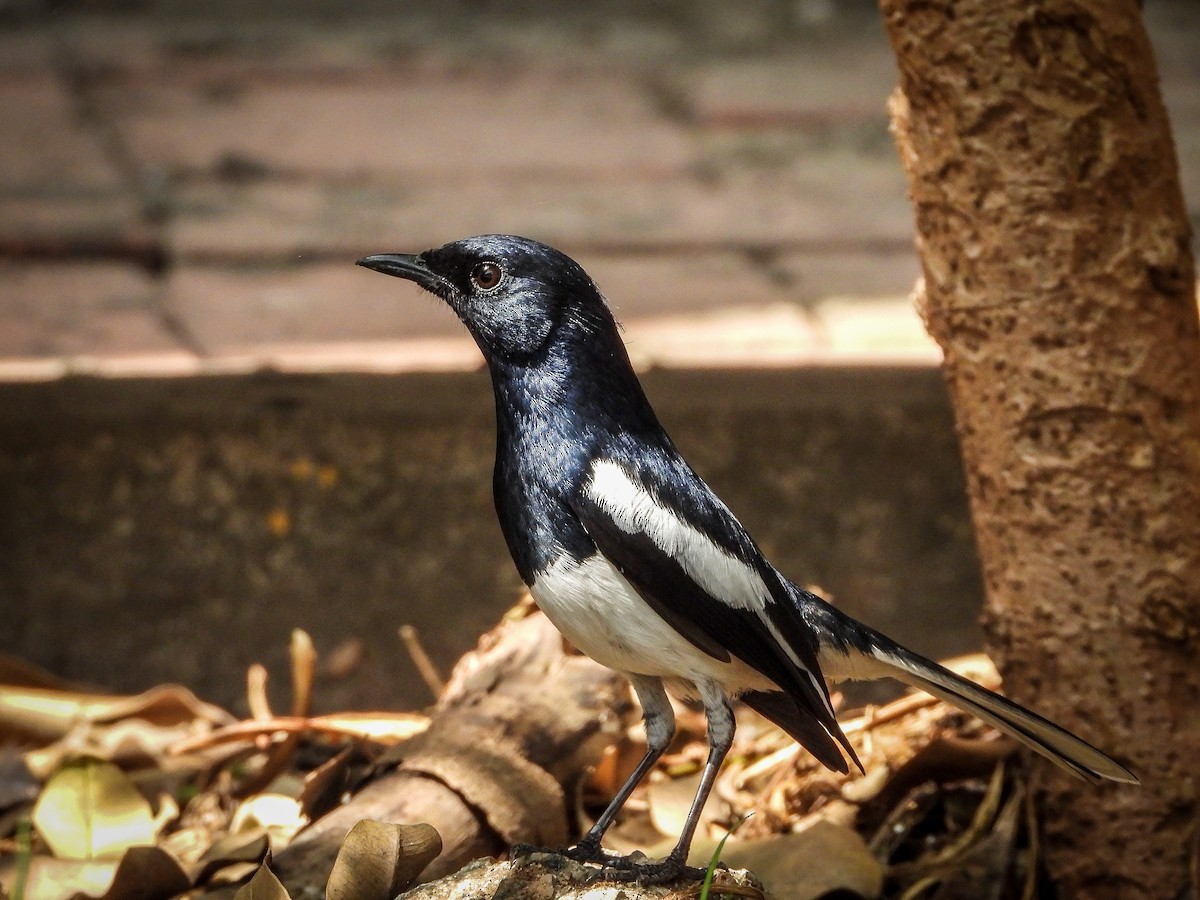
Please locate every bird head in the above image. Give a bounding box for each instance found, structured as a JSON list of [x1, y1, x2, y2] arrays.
[[358, 234, 613, 365]]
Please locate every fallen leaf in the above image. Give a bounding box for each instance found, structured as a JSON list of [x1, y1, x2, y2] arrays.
[[646, 770, 722, 840], [0, 684, 233, 745], [234, 861, 292, 900], [71, 845, 191, 900], [716, 820, 884, 899], [33, 758, 157, 860], [326, 821, 442, 900], [192, 830, 270, 884], [25, 716, 221, 780], [210, 861, 264, 885], [229, 794, 307, 850], [298, 746, 361, 820], [0, 856, 116, 900]]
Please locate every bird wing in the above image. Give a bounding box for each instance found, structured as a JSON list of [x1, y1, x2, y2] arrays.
[[572, 455, 859, 772]]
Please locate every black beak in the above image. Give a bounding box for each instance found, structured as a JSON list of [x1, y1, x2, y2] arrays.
[[356, 253, 437, 286]]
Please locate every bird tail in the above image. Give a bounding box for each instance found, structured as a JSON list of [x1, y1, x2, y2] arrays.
[[848, 621, 1139, 785]]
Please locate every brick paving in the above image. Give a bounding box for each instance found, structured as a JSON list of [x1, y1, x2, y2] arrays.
[[0, 0, 1196, 377]]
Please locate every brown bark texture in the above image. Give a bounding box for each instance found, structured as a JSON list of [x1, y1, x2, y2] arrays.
[[878, 0, 1200, 896]]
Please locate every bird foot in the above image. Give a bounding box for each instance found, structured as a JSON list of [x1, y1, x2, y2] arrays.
[[508, 837, 621, 866], [511, 842, 717, 884], [584, 852, 710, 885]]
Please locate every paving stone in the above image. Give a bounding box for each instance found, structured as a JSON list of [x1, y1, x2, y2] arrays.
[[809, 296, 939, 363], [167, 154, 912, 263], [0, 263, 185, 360], [58, 19, 387, 79], [685, 46, 900, 127], [776, 249, 921, 303], [618, 296, 939, 369], [583, 252, 791, 319], [0, 75, 122, 191], [0, 193, 149, 253], [100, 65, 692, 179], [621, 304, 823, 368], [0, 0, 1194, 379], [163, 262, 465, 355]]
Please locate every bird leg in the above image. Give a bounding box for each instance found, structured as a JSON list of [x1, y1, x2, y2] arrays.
[[592, 679, 735, 884], [563, 675, 676, 864], [510, 675, 675, 865]]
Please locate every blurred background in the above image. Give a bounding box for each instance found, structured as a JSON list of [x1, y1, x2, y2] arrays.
[[0, 0, 1196, 714]]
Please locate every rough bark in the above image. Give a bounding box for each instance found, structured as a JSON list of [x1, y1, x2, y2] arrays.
[[269, 609, 634, 894], [877, 0, 1200, 896]]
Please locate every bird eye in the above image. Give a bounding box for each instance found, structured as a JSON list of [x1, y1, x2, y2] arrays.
[[471, 261, 504, 292]]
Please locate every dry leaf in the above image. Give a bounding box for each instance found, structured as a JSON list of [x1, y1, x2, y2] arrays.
[[0, 684, 232, 745], [26, 717, 222, 780], [717, 820, 884, 899], [33, 758, 157, 860], [646, 770, 722, 841], [326, 821, 441, 900], [71, 845, 191, 900], [234, 861, 292, 900], [298, 746, 362, 820], [193, 830, 270, 884], [209, 861, 265, 886], [0, 856, 117, 900], [229, 795, 307, 850]]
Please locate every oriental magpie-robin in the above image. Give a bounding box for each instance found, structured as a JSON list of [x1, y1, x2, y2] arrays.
[[358, 235, 1137, 882]]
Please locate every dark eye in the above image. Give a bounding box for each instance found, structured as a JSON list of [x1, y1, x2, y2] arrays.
[[471, 261, 503, 292]]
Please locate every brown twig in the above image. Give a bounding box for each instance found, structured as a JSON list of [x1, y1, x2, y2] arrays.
[[400, 624, 445, 699]]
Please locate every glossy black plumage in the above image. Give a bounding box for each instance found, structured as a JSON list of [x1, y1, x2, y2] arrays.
[[357, 234, 1137, 883]]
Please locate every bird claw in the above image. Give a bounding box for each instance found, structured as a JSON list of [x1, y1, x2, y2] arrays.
[[507, 842, 557, 861], [561, 837, 622, 864], [585, 853, 709, 885], [508, 837, 622, 867], [510, 842, 711, 884]]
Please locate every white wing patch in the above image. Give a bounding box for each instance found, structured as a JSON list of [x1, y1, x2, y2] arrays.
[[586, 459, 772, 612]]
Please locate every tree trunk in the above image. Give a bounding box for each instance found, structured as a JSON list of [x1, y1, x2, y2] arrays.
[[877, 1, 1200, 896]]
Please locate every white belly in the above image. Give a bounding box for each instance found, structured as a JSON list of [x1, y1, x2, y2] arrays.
[[530, 553, 777, 695]]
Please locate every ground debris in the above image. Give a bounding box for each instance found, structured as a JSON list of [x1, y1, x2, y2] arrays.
[[0, 604, 1039, 900]]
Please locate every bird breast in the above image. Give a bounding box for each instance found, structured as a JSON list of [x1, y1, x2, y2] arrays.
[[530, 552, 778, 695]]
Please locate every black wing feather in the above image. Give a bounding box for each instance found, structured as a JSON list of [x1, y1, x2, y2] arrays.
[[572, 478, 860, 773], [740, 690, 850, 773]]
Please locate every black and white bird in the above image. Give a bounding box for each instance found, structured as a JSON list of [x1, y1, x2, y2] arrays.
[[358, 235, 1137, 882]]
